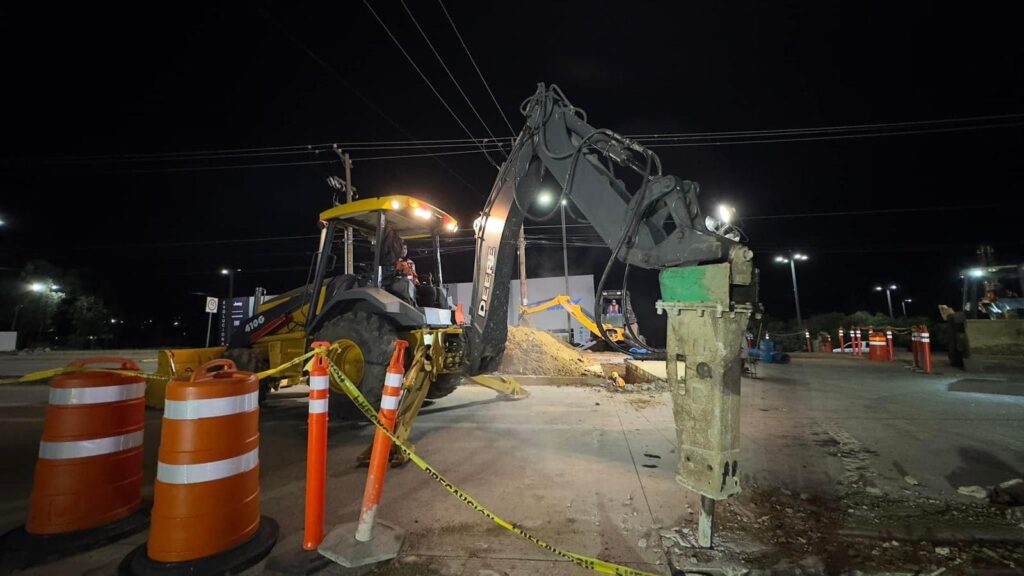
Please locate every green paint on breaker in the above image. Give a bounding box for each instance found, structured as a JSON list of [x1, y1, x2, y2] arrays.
[[659, 265, 730, 304]]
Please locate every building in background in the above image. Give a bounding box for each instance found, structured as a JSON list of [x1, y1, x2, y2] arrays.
[[446, 274, 596, 344]]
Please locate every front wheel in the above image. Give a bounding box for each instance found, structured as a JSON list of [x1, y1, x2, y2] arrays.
[[222, 347, 274, 403], [312, 310, 398, 420]]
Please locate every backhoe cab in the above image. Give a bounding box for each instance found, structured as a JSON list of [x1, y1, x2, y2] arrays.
[[158, 195, 467, 418]]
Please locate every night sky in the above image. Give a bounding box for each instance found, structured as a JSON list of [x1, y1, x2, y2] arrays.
[[1, 2, 1021, 346]]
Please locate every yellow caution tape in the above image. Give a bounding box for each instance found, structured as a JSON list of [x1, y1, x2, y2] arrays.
[[0, 367, 170, 385], [255, 348, 321, 381], [324, 356, 662, 576], [0, 345, 332, 386]]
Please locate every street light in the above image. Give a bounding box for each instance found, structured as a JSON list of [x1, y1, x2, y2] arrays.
[[775, 252, 809, 326], [220, 268, 240, 302], [29, 282, 45, 293], [902, 298, 912, 317], [874, 284, 898, 320], [536, 190, 554, 207]]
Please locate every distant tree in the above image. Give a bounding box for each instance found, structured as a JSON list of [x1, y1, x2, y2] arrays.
[[69, 295, 111, 349]]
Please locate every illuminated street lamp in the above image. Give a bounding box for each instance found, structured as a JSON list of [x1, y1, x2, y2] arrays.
[[874, 284, 898, 320], [902, 298, 912, 317], [220, 267, 240, 302], [775, 253, 809, 326], [536, 190, 554, 207]]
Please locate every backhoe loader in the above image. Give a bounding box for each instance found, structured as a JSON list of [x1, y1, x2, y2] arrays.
[[154, 195, 470, 418]]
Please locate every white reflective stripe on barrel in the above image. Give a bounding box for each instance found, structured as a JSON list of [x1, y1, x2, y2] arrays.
[[164, 391, 259, 420], [157, 447, 259, 485], [380, 394, 401, 410], [384, 372, 403, 389], [869, 342, 886, 346], [39, 429, 143, 460], [48, 382, 145, 406], [309, 398, 328, 414], [309, 374, 329, 391]]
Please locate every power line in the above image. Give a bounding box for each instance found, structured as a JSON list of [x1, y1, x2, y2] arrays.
[[436, 0, 516, 137], [6, 113, 1020, 166], [644, 121, 1024, 147], [399, 0, 504, 156], [88, 159, 340, 175], [353, 146, 505, 161], [17, 140, 509, 165], [742, 204, 1001, 220], [629, 112, 1024, 140], [73, 233, 320, 250], [257, 6, 480, 194], [362, 0, 499, 168]]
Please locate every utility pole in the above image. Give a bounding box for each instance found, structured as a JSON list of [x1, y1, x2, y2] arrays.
[[518, 225, 528, 324], [340, 151, 355, 275]]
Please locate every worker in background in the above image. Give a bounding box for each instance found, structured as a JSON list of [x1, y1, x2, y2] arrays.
[[396, 242, 419, 286], [607, 299, 621, 315], [608, 371, 625, 391]]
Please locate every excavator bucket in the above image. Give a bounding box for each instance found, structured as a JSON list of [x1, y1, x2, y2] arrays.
[[468, 374, 530, 399], [146, 346, 227, 408]]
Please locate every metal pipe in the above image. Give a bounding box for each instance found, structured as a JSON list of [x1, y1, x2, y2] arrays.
[[305, 220, 337, 332], [343, 153, 354, 275], [560, 201, 571, 335]]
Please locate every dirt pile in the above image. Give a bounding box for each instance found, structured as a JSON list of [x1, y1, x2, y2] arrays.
[[500, 325, 588, 376]]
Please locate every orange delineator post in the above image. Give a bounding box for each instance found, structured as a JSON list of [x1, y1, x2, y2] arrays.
[[303, 342, 331, 551], [853, 327, 862, 357], [804, 330, 812, 353], [838, 328, 845, 352], [885, 328, 895, 361], [355, 340, 408, 543], [920, 326, 933, 374]]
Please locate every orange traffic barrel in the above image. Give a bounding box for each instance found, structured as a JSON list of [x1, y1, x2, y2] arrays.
[[120, 360, 277, 575], [1, 357, 149, 570], [868, 332, 888, 361]]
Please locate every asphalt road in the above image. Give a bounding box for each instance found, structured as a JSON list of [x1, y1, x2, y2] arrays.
[[1, 353, 1021, 574], [0, 350, 159, 379]]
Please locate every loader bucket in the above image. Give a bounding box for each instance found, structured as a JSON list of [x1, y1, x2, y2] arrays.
[[146, 346, 227, 408]]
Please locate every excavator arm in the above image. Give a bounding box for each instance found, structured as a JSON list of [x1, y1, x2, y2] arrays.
[[520, 295, 626, 344], [466, 84, 755, 374]]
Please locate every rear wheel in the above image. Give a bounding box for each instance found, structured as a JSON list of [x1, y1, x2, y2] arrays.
[[426, 373, 462, 400], [312, 310, 397, 420]]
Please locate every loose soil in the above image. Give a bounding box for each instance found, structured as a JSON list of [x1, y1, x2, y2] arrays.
[[500, 325, 589, 376]]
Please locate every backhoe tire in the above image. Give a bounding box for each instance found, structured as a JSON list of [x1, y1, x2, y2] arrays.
[[312, 310, 397, 421], [222, 348, 273, 403], [426, 373, 462, 400]]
